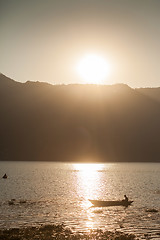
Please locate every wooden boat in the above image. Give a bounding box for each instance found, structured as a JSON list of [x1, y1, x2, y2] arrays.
[[89, 199, 133, 207]]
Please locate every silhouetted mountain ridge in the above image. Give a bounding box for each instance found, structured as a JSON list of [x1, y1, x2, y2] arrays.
[[1, 73, 160, 162]]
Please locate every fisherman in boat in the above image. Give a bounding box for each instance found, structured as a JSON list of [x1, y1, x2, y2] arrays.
[[124, 195, 128, 202], [2, 173, 7, 179]]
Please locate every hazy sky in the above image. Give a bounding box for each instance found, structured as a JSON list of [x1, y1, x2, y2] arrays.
[[0, 0, 160, 87]]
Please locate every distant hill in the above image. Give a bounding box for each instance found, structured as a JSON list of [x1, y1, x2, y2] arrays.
[[1, 73, 160, 162]]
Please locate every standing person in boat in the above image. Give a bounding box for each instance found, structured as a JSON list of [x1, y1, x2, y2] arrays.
[[124, 195, 128, 202]]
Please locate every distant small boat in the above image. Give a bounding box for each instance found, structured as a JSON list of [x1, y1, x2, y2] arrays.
[[2, 173, 7, 179], [89, 199, 133, 207]]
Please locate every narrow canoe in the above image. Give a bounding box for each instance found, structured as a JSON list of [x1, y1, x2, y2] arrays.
[[89, 199, 133, 207]]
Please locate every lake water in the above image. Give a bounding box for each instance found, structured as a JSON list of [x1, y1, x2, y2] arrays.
[[0, 162, 160, 239]]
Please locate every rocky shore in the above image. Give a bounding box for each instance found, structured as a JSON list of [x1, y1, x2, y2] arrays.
[[0, 224, 136, 240]]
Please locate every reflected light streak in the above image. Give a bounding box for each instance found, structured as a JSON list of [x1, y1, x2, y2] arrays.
[[73, 163, 105, 230], [74, 163, 104, 172], [73, 163, 111, 231], [85, 220, 94, 230], [73, 163, 104, 201]]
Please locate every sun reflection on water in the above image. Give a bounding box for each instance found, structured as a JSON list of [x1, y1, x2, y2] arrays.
[[73, 163, 105, 200], [73, 163, 104, 172], [72, 163, 108, 230]]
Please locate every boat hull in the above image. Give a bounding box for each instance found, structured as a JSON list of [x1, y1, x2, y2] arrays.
[[89, 199, 133, 207]]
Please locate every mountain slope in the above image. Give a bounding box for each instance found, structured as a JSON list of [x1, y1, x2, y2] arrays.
[[1, 74, 160, 162]]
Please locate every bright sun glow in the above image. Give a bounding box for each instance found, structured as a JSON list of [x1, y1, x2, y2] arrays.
[[76, 54, 111, 84]]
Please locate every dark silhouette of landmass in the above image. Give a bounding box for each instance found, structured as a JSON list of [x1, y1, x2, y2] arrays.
[[1, 73, 160, 162]]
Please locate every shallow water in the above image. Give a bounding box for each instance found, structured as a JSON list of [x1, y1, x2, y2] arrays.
[[0, 161, 160, 239]]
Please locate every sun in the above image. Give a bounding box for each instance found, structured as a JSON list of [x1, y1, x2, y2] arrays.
[[76, 54, 110, 84]]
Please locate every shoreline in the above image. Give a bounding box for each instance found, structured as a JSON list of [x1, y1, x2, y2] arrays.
[[0, 224, 137, 240]]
